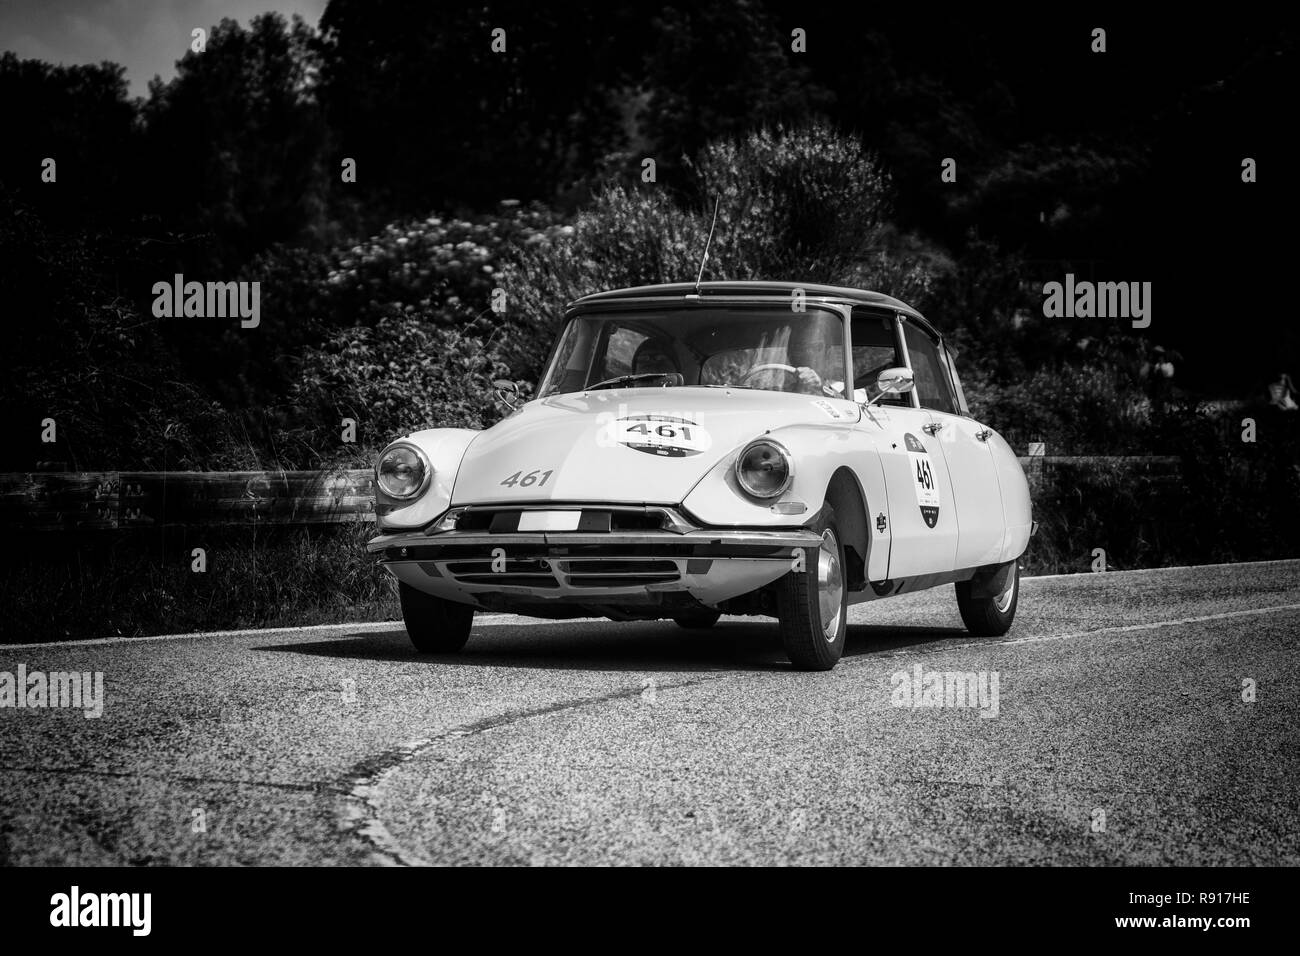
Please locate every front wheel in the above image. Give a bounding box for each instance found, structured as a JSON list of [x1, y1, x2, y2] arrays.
[[775, 506, 848, 671], [399, 582, 474, 653], [954, 562, 1019, 636]]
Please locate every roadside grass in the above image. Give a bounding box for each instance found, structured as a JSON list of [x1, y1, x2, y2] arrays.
[[1022, 452, 1300, 574], [0, 519, 396, 644]]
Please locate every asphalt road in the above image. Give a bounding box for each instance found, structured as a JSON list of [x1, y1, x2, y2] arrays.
[[1, 560, 1297, 866]]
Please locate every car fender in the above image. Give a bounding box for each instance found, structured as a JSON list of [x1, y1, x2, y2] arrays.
[[376, 427, 479, 530], [986, 429, 1032, 560], [681, 424, 890, 582]]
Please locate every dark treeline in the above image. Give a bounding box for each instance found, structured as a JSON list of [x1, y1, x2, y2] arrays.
[[1, 3, 1295, 472]]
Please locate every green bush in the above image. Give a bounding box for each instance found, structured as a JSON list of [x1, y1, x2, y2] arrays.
[[0, 521, 393, 643], [1025, 416, 1300, 574], [691, 123, 931, 300], [284, 320, 524, 463]]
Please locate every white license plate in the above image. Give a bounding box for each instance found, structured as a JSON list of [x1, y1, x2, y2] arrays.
[[517, 511, 581, 532]]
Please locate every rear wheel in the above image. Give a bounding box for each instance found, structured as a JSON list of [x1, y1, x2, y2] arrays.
[[673, 610, 721, 630], [775, 506, 848, 671], [955, 562, 1019, 636], [399, 582, 474, 653]]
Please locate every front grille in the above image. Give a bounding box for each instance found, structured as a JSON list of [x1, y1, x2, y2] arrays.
[[442, 555, 684, 590], [453, 511, 494, 532], [610, 512, 664, 531], [564, 574, 679, 588], [558, 557, 681, 588], [564, 560, 678, 574], [453, 506, 668, 534], [446, 558, 561, 589], [446, 559, 553, 574], [454, 574, 560, 588]]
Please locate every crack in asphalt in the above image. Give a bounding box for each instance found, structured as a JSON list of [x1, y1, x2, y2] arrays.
[[5, 583, 1296, 865], [335, 674, 724, 866], [333, 601, 1300, 866]]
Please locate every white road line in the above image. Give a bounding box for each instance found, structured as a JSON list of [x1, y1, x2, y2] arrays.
[[3, 557, 1298, 651], [0, 613, 567, 650], [1002, 603, 1300, 645], [0, 620, 400, 650], [841, 602, 1300, 668], [1022, 556, 1300, 582]]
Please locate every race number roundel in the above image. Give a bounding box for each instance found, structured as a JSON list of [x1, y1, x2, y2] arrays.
[[904, 432, 940, 528], [615, 416, 711, 458]]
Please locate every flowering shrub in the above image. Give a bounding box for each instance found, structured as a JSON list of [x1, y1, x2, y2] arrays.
[[316, 208, 556, 328], [257, 205, 555, 464], [248, 202, 557, 337]]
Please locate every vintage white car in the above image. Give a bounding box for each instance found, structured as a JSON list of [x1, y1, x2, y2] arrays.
[[367, 282, 1033, 670]]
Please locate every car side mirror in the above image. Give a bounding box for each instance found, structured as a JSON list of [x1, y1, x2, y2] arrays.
[[493, 379, 521, 410], [863, 367, 914, 406]]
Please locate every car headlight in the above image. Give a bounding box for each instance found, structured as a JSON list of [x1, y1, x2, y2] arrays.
[[734, 439, 793, 499], [376, 442, 432, 499]]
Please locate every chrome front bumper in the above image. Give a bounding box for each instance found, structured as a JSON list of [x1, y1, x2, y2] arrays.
[[368, 526, 821, 609]]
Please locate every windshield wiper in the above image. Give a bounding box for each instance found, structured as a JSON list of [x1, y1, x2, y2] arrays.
[[586, 373, 677, 391]]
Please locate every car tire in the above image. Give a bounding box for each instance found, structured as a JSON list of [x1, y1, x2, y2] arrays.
[[955, 562, 1019, 636], [399, 582, 474, 653], [673, 610, 721, 630], [775, 505, 848, 671]]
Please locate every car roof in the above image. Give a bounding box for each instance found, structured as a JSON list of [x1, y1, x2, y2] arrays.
[[567, 281, 940, 338]]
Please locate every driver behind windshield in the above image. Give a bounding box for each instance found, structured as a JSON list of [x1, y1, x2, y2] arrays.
[[746, 364, 826, 394], [631, 338, 680, 377], [742, 324, 837, 396]]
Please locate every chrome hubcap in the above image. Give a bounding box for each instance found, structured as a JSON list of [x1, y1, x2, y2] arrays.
[[993, 568, 1017, 613], [817, 529, 844, 642]]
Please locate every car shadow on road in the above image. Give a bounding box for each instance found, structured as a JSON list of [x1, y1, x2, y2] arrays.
[[254, 619, 968, 674]]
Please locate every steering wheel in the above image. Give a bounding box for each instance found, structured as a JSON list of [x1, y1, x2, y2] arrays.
[[742, 363, 799, 387]]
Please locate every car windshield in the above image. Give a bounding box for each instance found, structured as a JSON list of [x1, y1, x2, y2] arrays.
[[538, 307, 847, 398]]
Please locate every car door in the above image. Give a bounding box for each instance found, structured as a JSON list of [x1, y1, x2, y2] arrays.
[[850, 308, 957, 580], [900, 319, 1006, 571]]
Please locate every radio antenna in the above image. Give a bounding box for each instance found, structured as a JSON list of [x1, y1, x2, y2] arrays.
[[694, 197, 721, 295]]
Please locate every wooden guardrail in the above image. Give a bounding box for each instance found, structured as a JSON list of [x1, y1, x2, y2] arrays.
[[0, 455, 1181, 531]]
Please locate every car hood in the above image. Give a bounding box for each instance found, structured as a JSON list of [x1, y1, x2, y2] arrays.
[[450, 386, 859, 505]]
